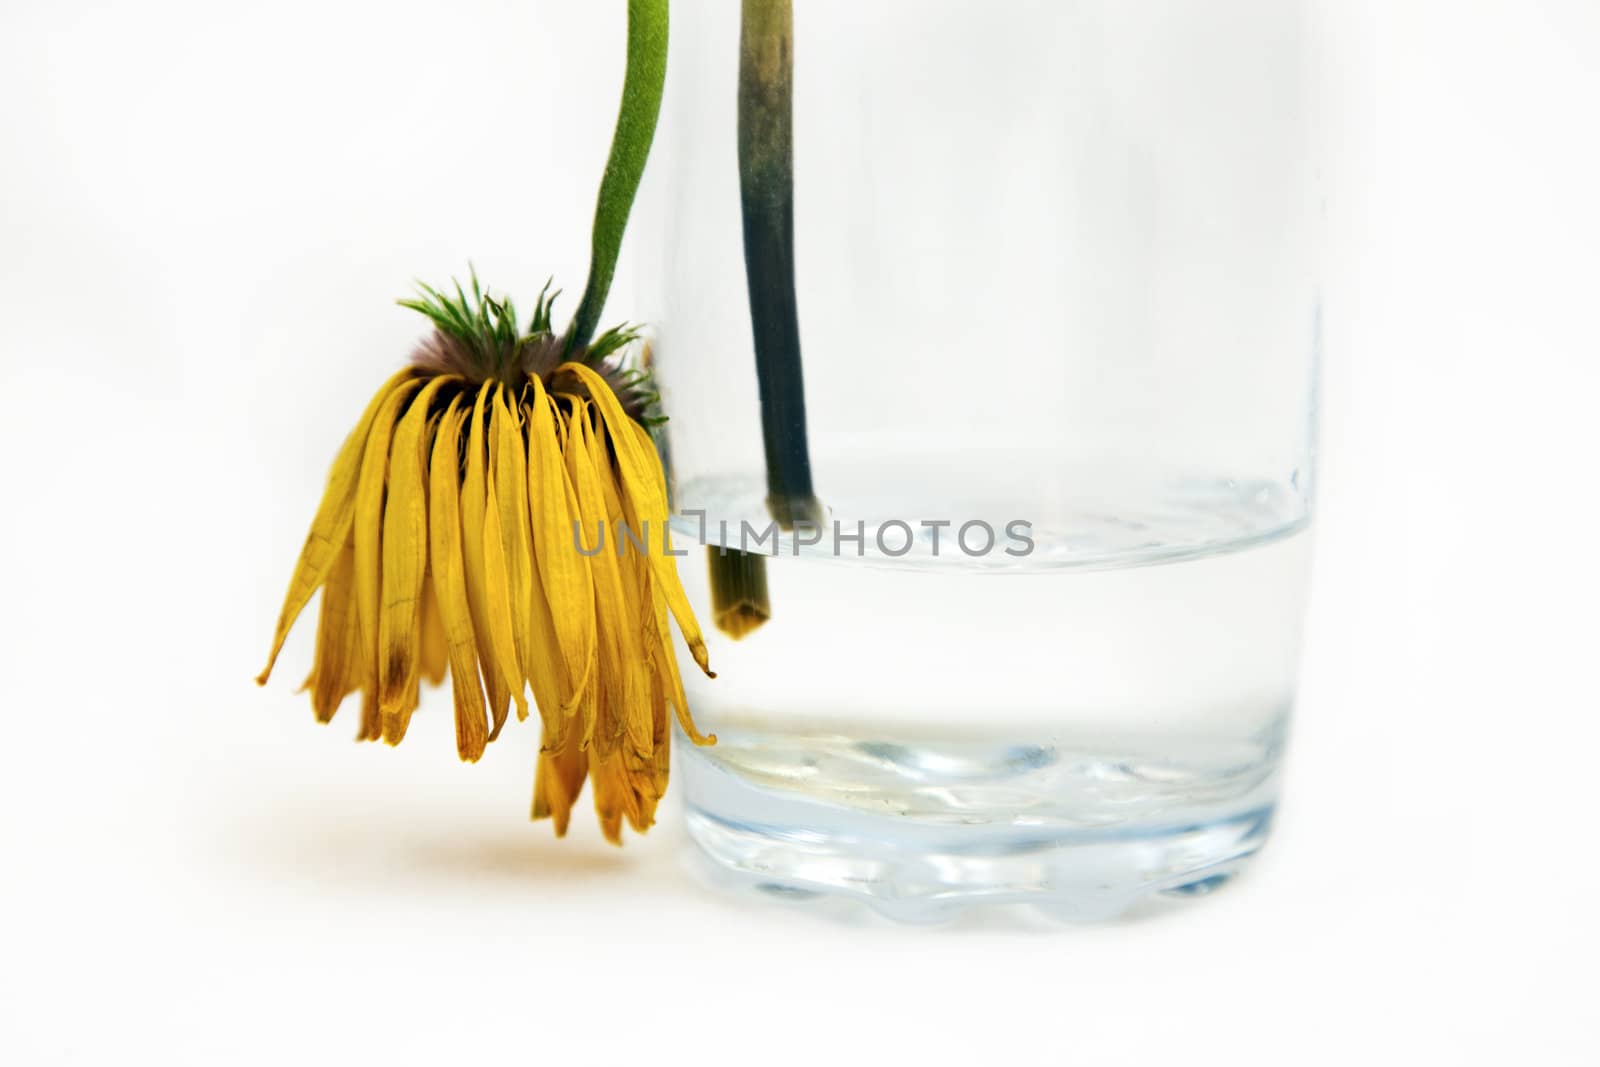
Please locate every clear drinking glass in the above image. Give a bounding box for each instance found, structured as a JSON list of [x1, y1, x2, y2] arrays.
[[636, 0, 1320, 921]]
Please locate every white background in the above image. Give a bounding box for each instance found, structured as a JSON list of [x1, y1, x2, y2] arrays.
[[2, 1, 1597, 1063]]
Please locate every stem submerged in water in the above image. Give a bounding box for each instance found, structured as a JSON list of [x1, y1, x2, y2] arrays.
[[706, 546, 772, 640]]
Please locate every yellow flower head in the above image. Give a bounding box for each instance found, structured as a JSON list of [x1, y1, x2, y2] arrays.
[[256, 277, 714, 844]]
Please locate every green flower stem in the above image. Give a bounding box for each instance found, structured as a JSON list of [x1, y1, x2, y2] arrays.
[[566, 0, 670, 356], [707, 0, 821, 640], [738, 0, 822, 530]]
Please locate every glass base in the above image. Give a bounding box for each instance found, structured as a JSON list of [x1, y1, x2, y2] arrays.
[[678, 735, 1279, 923]]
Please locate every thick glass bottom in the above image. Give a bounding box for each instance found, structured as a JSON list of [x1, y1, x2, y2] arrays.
[[677, 728, 1282, 923]]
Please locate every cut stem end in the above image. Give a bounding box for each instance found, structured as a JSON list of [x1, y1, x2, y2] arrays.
[[708, 547, 772, 640]]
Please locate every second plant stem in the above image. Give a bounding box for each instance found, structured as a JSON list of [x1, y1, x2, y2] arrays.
[[709, 0, 822, 640]]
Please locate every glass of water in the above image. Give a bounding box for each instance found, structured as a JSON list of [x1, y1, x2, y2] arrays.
[[636, 0, 1321, 921]]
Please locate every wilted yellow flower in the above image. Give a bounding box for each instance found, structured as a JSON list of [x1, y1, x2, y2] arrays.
[[257, 279, 714, 843]]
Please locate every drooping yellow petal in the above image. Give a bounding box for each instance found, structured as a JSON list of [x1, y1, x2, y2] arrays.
[[304, 542, 361, 723], [623, 407, 714, 748], [554, 399, 600, 744], [351, 376, 425, 693], [600, 442, 657, 759], [563, 404, 632, 755], [563, 374, 714, 750], [358, 685, 382, 743], [379, 376, 454, 741], [526, 377, 596, 720], [428, 398, 489, 763], [481, 470, 529, 724], [492, 384, 566, 744], [587, 381, 710, 752], [647, 663, 671, 803], [589, 753, 639, 846], [631, 566, 684, 829], [558, 362, 713, 680], [460, 384, 519, 735], [419, 576, 448, 688], [532, 744, 589, 837], [648, 562, 713, 745], [623, 414, 717, 745], [257, 368, 418, 684]]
